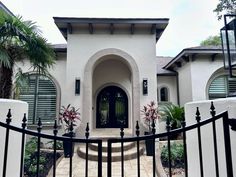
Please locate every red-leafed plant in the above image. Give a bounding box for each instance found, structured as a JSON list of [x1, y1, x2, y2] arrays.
[[59, 104, 80, 133], [141, 101, 160, 132]]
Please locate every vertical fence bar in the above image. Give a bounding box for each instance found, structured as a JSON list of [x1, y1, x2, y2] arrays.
[[20, 114, 27, 177], [196, 107, 204, 177], [222, 111, 234, 177], [69, 122, 73, 177], [3, 109, 12, 177], [107, 141, 112, 177], [36, 118, 42, 177], [166, 117, 172, 177], [210, 102, 219, 177], [152, 119, 156, 177], [136, 121, 140, 177], [120, 124, 125, 177], [181, 120, 188, 177], [97, 140, 102, 177], [85, 123, 90, 177], [53, 119, 58, 177]]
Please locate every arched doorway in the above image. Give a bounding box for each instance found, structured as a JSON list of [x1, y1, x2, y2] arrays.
[[96, 86, 128, 128]]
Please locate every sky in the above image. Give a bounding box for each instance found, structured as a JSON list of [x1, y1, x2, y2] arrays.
[[1, 0, 224, 57]]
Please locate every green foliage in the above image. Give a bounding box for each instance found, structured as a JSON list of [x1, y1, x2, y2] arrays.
[[161, 143, 184, 168], [46, 140, 63, 150], [200, 35, 221, 46], [214, 0, 236, 20], [159, 103, 184, 130], [24, 137, 47, 177], [0, 9, 55, 98], [24, 137, 63, 177]]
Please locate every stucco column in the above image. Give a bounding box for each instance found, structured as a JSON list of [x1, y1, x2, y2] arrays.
[[185, 98, 236, 177], [0, 99, 28, 177]]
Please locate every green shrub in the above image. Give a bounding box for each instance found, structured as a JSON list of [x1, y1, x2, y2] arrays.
[[24, 137, 47, 177], [161, 142, 184, 168], [46, 140, 63, 150], [24, 137, 62, 177]]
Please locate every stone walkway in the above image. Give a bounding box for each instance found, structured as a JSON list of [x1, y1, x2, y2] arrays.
[[48, 145, 155, 177]]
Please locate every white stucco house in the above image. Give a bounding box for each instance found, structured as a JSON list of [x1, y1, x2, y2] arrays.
[[16, 17, 169, 135], [2, 2, 233, 136], [157, 46, 232, 106]]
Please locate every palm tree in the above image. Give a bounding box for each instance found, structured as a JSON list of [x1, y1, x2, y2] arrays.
[[0, 9, 55, 98]]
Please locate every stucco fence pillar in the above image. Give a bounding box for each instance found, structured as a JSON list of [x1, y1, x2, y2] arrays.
[[185, 98, 236, 177], [0, 99, 28, 177]]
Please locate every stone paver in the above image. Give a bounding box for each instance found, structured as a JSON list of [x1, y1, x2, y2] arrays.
[[48, 152, 155, 177]]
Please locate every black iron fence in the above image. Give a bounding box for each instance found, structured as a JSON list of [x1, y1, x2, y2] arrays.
[[0, 101, 235, 177]]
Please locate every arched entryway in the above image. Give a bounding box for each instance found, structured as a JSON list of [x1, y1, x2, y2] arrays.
[[96, 86, 128, 128], [82, 48, 140, 135]]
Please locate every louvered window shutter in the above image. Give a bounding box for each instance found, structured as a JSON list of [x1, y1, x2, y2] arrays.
[[19, 75, 57, 124], [228, 78, 236, 96], [209, 76, 227, 99]]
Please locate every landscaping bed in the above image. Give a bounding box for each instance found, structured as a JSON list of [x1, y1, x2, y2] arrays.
[[160, 141, 185, 176], [24, 138, 63, 177]]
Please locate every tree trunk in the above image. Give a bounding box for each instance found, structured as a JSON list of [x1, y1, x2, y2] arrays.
[[0, 65, 13, 98]]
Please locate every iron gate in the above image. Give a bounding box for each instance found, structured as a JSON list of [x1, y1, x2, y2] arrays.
[[0, 101, 235, 177]]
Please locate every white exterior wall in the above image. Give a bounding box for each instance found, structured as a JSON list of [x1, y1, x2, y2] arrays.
[[178, 55, 224, 106], [157, 76, 178, 105], [15, 32, 157, 135], [185, 98, 236, 177], [66, 33, 157, 134], [190, 56, 224, 101], [178, 62, 193, 106], [0, 99, 28, 177], [67, 33, 157, 106]]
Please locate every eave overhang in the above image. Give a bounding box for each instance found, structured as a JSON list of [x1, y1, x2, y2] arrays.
[[163, 47, 223, 70], [53, 17, 169, 42]]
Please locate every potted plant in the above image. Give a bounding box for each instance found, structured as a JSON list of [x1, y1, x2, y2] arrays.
[[59, 104, 80, 157], [141, 101, 160, 156]]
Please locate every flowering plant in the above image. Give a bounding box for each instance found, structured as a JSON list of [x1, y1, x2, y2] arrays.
[[59, 104, 80, 133], [141, 101, 160, 132]]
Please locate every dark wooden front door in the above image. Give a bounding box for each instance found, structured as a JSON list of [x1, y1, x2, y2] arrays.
[[96, 86, 128, 128]]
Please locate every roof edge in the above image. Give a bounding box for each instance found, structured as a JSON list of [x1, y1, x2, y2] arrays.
[[163, 46, 223, 69]]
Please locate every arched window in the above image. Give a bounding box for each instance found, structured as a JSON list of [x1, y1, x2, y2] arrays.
[[209, 75, 236, 99], [19, 74, 57, 124], [160, 87, 168, 102]]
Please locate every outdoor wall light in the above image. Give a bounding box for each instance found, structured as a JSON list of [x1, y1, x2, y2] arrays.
[[75, 78, 80, 95], [143, 78, 148, 95], [221, 14, 236, 77]]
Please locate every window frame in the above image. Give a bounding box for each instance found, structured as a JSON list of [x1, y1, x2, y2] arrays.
[[208, 74, 236, 99], [159, 86, 169, 102], [18, 74, 59, 125]]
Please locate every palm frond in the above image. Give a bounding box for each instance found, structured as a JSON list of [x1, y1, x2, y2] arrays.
[[159, 103, 184, 129], [13, 68, 30, 99], [0, 46, 11, 68]]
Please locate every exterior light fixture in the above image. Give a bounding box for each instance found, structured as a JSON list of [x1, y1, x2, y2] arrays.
[[143, 78, 148, 95], [221, 14, 236, 77], [75, 78, 80, 95]]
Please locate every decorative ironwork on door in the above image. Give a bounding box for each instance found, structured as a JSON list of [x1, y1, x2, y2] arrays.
[[96, 86, 128, 128]]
